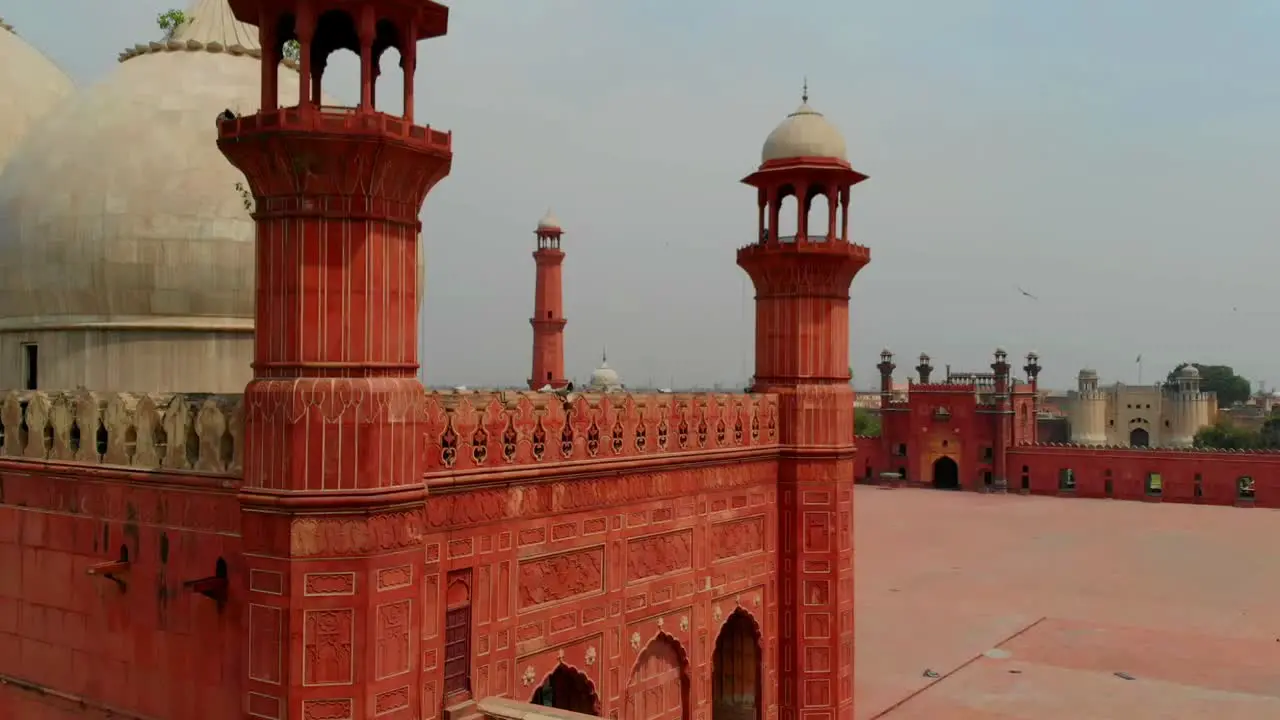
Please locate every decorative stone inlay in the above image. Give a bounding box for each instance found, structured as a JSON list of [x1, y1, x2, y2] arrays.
[[679, 615, 690, 632], [630, 632, 642, 651], [522, 666, 537, 687], [712, 605, 723, 623], [585, 646, 597, 666]]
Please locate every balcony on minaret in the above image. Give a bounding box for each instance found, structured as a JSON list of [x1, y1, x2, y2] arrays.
[[217, 0, 452, 157]]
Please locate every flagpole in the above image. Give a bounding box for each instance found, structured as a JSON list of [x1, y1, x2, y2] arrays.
[[1137, 354, 1143, 385]]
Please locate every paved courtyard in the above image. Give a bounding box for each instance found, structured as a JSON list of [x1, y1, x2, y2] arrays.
[[854, 487, 1280, 719]]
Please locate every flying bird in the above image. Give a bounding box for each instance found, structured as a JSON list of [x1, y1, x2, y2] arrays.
[[1016, 286, 1038, 300]]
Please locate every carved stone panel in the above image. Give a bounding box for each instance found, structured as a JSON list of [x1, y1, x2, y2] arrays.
[[626, 530, 693, 583], [710, 516, 765, 562], [517, 545, 605, 611]]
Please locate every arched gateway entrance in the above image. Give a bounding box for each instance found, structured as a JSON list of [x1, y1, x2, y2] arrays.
[[932, 456, 960, 490], [531, 663, 599, 715], [712, 609, 762, 720], [1130, 427, 1150, 447]]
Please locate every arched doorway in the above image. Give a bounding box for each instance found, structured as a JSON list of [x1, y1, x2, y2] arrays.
[[932, 456, 960, 490], [624, 634, 689, 720], [531, 663, 599, 715], [1129, 427, 1150, 447], [712, 609, 762, 720]]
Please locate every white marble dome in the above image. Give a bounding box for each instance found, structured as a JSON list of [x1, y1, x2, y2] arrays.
[[0, 0, 335, 331], [761, 101, 847, 164], [589, 353, 622, 392], [537, 208, 561, 232], [0, 21, 75, 172]]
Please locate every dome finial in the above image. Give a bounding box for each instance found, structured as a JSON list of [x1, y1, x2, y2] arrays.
[[802, 76, 809, 104], [602, 346, 607, 364]]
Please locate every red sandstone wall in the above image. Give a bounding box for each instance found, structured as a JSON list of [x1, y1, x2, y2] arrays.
[[0, 460, 243, 719], [418, 459, 779, 719], [1008, 445, 1280, 508], [864, 389, 999, 487]]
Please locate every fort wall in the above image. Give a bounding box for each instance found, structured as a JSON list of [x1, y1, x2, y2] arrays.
[[1007, 444, 1279, 508]]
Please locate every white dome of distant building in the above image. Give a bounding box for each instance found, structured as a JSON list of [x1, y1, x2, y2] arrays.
[[1180, 364, 1200, 378], [761, 88, 848, 164], [0, 19, 75, 171], [536, 208, 561, 231], [0, 0, 336, 392], [588, 351, 622, 392]]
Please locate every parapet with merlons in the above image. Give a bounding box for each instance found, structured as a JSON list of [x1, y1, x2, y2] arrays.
[[0, 389, 779, 478], [422, 390, 779, 473], [0, 390, 243, 474]]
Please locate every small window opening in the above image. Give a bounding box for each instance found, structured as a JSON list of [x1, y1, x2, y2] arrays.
[[1058, 468, 1075, 491], [1237, 476, 1255, 500], [21, 343, 38, 390], [1145, 472, 1162, 497]]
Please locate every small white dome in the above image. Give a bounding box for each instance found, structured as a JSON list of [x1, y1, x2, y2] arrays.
[[1180, 364, 1200, 378], [0, 21, 75, 172], [589, 352, 622, 391], [761, 101, 847, 164], [1078, 368, 1098, 378], [537, 208, 561, 231]]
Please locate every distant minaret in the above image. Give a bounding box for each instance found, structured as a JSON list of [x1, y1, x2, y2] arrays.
[[529, 209, 568, 390]]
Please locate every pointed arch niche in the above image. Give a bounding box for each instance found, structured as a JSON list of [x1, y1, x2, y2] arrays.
[[530, 662, 600, 716], [624, 632, 690, 720], [712, 608, 763, 720]]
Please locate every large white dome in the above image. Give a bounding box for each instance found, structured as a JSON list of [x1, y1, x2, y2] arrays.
[[0, 0, 332, 332], [761, 102, 847, 164], [0, 20, 75, 172]]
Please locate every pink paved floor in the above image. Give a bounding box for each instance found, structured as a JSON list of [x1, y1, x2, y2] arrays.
[[854, 487, 1280, 719]]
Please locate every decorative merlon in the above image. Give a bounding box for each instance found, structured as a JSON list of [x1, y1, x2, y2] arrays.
[[0, 388, 781, 477], [0, 390, 243, 474]]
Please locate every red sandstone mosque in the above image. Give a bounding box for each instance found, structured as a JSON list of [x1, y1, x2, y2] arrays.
[[0, 2, 1278, 719]]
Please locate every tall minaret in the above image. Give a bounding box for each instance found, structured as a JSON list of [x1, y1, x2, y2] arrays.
[[738, 84, 869, 719], [217, 0, 451, 715], [529, 209, 568, 390]]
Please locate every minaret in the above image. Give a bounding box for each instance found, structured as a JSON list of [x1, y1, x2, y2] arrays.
[[1022, 351, 1041, 444], [915, 353, 933, 384], [877, 348, 896, 466], [991, 348, 1012, 490], [738, 85, 869, 719], [216, 1, 451, 715], [529, 209, 568, 390]]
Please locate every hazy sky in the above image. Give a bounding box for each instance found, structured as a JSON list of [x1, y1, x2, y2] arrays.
[[8, 1, 1280, 391]]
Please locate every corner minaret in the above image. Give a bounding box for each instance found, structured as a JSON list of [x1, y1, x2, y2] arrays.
[[216, 0, 451, 715], [738, 85, 869, 719], [529, 209, 568, 390]]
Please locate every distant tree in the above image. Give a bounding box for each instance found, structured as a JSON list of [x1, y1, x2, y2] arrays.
[[160, 7, 299, 60], [854, 409, 881, 437], [1194, 419, 1261, 450], [1165, 363, 1252, 407], [1255, 410, 1280, 448], [157, 9, 187, 38]]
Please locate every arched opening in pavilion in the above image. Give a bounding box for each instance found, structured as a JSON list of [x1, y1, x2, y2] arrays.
[[804, 184, 832, 241], [531, 663, 599, 716], [712, 609, 762, 720], [624, 633, 689, 720], [932, 456, 960, 490]]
